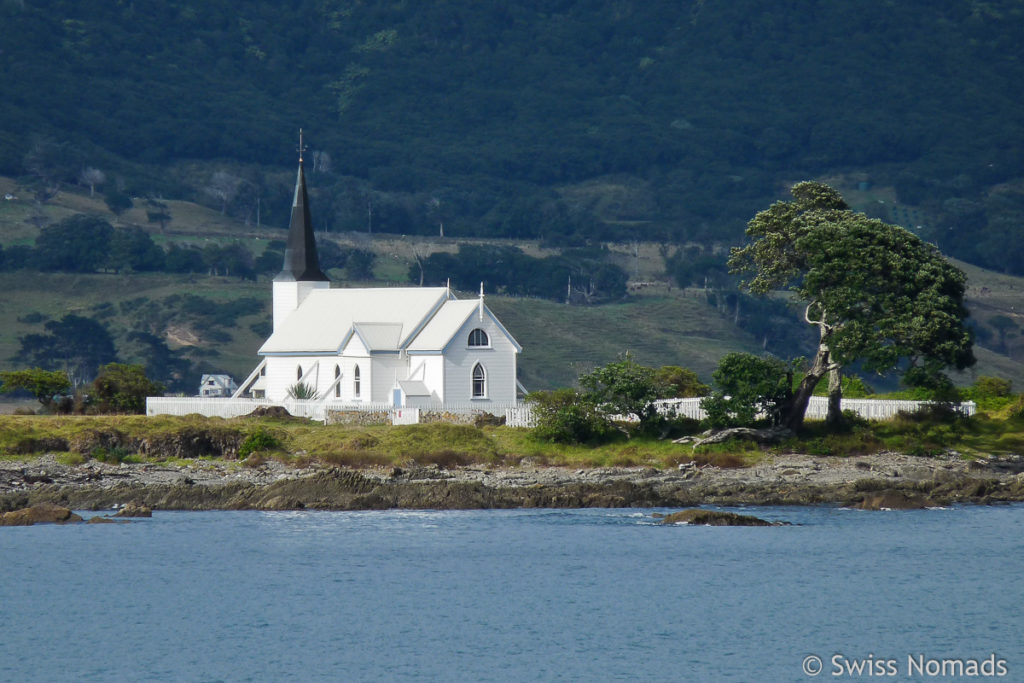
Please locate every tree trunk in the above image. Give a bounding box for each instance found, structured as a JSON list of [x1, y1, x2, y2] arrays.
[[825, 367, 843, 426], [783, 339, 831, 432]]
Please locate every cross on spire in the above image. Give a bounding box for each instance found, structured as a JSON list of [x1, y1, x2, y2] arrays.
[[298, 128, 307, 164]]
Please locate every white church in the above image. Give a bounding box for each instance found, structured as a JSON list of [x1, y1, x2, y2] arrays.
[[232, 144, 523, 410]]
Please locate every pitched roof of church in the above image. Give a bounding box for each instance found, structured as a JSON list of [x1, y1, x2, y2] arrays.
[[259, 287, 451, 354], [258, 287, 521, 355], [405, 299, 522, 353], [274, 140, 328, 283]]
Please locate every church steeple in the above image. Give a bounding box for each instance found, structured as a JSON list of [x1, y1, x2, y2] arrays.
[[275, 129, 328, 283]]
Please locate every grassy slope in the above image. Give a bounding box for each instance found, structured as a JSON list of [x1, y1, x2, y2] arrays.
[[3, 179, 1024, 391], [488, 293, 760, 390]]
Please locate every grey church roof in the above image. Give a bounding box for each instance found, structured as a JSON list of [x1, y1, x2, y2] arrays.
[[275, 146, 328, 283]]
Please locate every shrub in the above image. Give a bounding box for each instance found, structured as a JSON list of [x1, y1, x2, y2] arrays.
[[579, 352, 660, 425], [653, 366, 710, 398], [286, 382, 318, 400], [90, 363, 165, 414], [91, 446, 132, 463], [702, 353, 791, 428], [238, 426, 282, 458], [973, 376, 1012, 399], [528, 388, 615, 445]]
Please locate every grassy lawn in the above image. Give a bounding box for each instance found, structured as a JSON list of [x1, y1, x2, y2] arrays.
[[3, 408, 1022, 471]]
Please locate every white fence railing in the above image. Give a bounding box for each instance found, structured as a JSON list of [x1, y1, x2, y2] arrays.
[[147, 397, 527, 425], [654, 396, 975, 422], [506, 397, 977, 429], [147, 395, 975, 427], [146, 397, 275, 418]]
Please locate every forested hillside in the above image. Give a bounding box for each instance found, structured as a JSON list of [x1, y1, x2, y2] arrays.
[[1, 0, 1022, 271]]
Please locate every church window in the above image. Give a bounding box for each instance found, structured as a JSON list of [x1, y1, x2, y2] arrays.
[[353, 365, 361, 398], [472, 363, 486, 398], [468, 328, 489, 346], [297, 366, 303, 380], [334, 365, 341, 398]]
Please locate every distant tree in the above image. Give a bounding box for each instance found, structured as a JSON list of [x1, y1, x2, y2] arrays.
[[701, 353, 792, 429], [578, 352, 660, 427], [34, 214, 113, 272], [0, 368, 72, 410], [203, 243, 255, 279], [653, 366, 710, 398], [145, 199, 172, 230], [254, 247, 284, 276], [23, 138, 81, 201], [206, 170, 242, 215], [730, 182, 975, 430], [346, 248, 376, 280], [120, 331, 192, 393], [103, 187, 133, 215], [79, 167, 106, 197], [107, 228, 165, 273], [316, 238, 350, 272], [2, 245, 33, 271], [164, 244, 206, 273], [90, 363, 165, 414], [16, 314, 118, 386]]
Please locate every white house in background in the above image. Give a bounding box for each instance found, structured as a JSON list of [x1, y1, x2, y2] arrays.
[[233, 141, 522, 409], [199, 374, 238, 398]]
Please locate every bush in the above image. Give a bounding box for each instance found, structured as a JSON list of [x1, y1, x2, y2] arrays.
[[90, 363, 165, 414], [654, 366, 710, 398], [702, 353, 791, 428], [973, 376, 1012, 398], [238, 426, 282, 458], [528, 388, 615, 445]]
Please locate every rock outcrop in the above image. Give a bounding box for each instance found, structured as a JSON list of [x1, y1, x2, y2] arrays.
[[658, 509, 784, 526], [114, 501, 153, 517], [0, 503, 83, 526], [3, 452, 1024, 512]]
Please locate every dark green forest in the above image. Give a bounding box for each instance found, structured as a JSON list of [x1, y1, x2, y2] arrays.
[[1, 0, 1023, 269]]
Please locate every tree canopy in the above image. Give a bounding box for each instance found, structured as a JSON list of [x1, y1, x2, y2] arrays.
[[16, 314, 118, 386], [729, 182, 975, 430], [90, 363, 165, 414], [0, 368, 72, 410]]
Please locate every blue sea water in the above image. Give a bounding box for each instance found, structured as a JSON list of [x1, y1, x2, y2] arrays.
[[1, 505, 1022, 682]]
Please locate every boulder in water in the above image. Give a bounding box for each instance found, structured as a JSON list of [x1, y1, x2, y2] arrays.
[[114, 501, 153, 517], [1, 503, 84, 526], [659, 509, 784, 526]]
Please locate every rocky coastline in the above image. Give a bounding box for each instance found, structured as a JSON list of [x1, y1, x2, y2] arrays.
[[3, 451, 1024, 514]]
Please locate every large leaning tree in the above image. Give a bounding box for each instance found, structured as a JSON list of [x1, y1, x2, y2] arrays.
[[729, 182, 975, 431]]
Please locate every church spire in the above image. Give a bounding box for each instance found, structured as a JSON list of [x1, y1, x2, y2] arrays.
[[275, 129, 328, 283]]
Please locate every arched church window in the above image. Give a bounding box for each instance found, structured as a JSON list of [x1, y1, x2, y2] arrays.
[[297, 366, 303, 381], [468, 328, 489, 346], [354, 365, 361, 398], [334, 365, 341, 398], [472, 363, 486, 398]]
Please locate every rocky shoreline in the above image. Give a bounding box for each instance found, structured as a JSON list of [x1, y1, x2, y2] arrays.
[[3, 451, 1024, 513]]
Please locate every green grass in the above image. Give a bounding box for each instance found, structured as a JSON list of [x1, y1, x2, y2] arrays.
[[4, 411, 1024, 470]]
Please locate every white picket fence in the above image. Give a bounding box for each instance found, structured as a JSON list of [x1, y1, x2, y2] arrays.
[[147, 395, 974, 427], [503, 396, 977, 429], [147, 396, 527, 425], [656, 396, 976, 422]]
